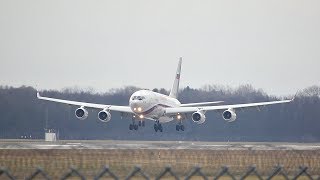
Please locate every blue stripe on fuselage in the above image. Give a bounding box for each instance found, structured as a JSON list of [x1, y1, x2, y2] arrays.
[[139, 104, 171, 115]]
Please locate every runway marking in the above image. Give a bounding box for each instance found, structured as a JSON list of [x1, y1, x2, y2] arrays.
[[278, 145, 320, 150], [35, 144, 80, 147], [198, 145, 232, 147], [66, 143, 82, 145]]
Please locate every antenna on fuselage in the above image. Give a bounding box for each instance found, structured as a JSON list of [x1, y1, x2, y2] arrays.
[[169, 57, 182, 99]]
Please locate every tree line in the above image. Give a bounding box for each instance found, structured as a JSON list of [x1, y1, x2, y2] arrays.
[[0, 84, 319, 142]]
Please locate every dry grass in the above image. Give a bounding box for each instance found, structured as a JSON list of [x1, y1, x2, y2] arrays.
[[0, 149, 320, 179]]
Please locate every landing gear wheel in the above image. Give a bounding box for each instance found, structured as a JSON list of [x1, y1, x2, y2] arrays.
[[134, 124, 138, 130], [154, 122, 163, 132], [180, 125, 185, 131], [159, 124, 163, 132], [142, 121, 145, 127], [139, 121, 142, 126], [154, 123, 158, 132], [176, 124, 184, 131], [129, 124, 133, 130]]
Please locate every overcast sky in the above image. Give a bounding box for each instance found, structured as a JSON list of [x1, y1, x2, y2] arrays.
[[0, 0, 319, 96]]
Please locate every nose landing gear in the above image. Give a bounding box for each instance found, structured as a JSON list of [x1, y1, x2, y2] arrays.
[[138, 121, 145, 127]]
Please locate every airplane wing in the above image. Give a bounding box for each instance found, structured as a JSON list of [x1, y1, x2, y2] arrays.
[[180, 101, 224, 107], [37, 92, 132, 113], [165, 99, 293, 114]]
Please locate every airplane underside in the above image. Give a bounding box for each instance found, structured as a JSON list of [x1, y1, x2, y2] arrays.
[[128, 115, 185, 132], [152, 116, 174, 123]]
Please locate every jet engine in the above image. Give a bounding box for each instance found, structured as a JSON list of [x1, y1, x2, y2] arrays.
[[192, 111, 206, 124], [75, 107, 88, 120], [98, 110, 112, 123], [222, 109, 237, 122]]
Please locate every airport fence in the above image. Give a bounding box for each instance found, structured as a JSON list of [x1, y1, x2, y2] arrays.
[[0, 165, 318, 180]]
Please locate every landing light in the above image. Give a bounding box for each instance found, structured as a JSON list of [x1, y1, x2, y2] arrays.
[[137, 107, 142, 112], [139, 115, 144, 119], [177, 114, 182, 120], [133, 108, 137, 111]]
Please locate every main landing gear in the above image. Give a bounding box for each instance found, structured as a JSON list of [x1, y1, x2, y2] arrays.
[[129, 123, 138, 131], [154, 121, 163, 132], [129, 119, 145, 131], [176, 123, 185, 131]]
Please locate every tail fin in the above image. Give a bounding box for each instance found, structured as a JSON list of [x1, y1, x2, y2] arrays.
[[169, 57, 182, 99]]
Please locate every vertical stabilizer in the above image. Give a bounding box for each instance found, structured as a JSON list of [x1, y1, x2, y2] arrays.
[[169, 57, 182, 99]]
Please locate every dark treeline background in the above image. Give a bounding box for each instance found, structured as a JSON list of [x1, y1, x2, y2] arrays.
[[0, 85, 319, 142]]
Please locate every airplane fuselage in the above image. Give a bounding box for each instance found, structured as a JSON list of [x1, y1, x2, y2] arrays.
[[129, 90, 181, 123]]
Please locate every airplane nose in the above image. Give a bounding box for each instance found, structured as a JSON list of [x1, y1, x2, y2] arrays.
[[131, 102, 138, 107], [137, 107, 142, 112], [130, 102, 142, 112]]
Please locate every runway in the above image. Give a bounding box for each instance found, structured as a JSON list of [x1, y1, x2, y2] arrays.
[[0, 139, 320, 150]]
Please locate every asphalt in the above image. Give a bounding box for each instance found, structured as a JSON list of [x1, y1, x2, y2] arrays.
[[0, 139, 320, 150]]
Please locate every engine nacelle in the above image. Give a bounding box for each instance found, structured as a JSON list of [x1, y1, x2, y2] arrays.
[[75, 107, 88, 120], [222, 109, 237, 122], [192, 111, 206, 124], [98, 110, 112, 123]]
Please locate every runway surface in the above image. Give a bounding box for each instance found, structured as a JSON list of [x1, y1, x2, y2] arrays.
[[0, 139, 320, 150]]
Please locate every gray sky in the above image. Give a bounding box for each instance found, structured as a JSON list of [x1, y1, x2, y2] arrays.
[[0, 0, 319, 96]]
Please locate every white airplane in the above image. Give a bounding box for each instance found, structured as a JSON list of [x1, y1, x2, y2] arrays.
[[37, 58, 293, 132]]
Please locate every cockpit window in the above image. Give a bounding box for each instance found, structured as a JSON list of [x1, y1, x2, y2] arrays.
[[132, 96, 145, 100]]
